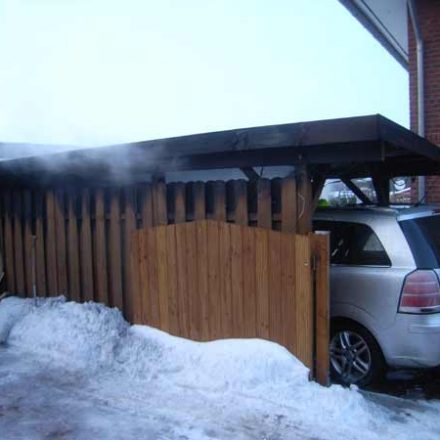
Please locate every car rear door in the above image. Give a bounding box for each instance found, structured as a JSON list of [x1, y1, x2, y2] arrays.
[[314, 220, 408, 332]]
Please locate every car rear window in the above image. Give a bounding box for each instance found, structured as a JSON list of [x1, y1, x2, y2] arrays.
[[313, 220, 391, 267], [399, 215, 440, 268]]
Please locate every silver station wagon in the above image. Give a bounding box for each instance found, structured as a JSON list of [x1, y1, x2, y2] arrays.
[[314, 206, 440, 386]]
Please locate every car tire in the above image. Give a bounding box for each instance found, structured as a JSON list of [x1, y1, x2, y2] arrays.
[[330, 321, 385, 387]]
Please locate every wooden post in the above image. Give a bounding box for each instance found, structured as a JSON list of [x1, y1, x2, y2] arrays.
[[173, 183, 186, 224], [372, 173, 390, 206], [312, 232, 330, 386], [213, 181, 226, 222], [257, 179, 271, 229], [193, 182, 206, 220], [233, 180, 248, 225], [140, 183, 153, 228], [281, 176, 297, 233], [153, 181, 167, 226], [296, 167, 313, 235]]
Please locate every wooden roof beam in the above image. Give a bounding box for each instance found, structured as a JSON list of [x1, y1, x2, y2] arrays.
[[340, 177, 374, 205]]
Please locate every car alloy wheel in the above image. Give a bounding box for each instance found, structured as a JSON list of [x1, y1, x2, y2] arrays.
[[330, 330, 372, 385]]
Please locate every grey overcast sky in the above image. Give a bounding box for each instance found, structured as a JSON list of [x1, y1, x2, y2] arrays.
[[0, 0, 409, 147]]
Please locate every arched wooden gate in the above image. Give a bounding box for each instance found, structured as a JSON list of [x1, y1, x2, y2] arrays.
[[129, 220, 329, 385]]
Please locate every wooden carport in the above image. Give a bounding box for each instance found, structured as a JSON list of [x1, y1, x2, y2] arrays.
[[0, 114, 439, 387]]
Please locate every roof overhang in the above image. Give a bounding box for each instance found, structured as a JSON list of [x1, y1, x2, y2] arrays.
[[339, 0, 409, 69], [0, 114, 438, 187]]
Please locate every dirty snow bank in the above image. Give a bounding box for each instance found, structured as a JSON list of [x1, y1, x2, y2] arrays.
[[1, 296, 439, 440], [0, 296, 34, 343], [0, 296, 307, 392]]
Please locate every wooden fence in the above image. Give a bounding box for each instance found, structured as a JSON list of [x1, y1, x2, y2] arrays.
[[0, 176, 329, 384], [0, 176, 312, 307], [129, 220, 325, 370]]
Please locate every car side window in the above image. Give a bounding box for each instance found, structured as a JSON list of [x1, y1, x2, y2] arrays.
[[313, 220, 391, 267]]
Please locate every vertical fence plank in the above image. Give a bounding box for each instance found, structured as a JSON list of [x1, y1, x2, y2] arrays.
[[3, 191, 15, 292], [34, 192, 47, 296], [230, 223, 244, 337], [67, 190, 81, 302], [80, 188, 94, 302], [55, 189, 68, 295], [257, 179, 271, 229], [124, 187, 137, 320], [12, 191, 25, 295], [138, 230, 151, 325], [242, 225, 256, 337], [312, 232, 330, 386], [130, 227, 142, 324], [186, 222, 200, 339], [175, 223, 190, 337], [174, 183, 186, 224], [94, 189, 108, 305], [268, 230, 282, 343], [153, 181, 167, 226], [218, 222, 232, 337], [281, 176, 297, 233], [193, 182, 206, 220], [166, 224, 179, 335], [213, 181, 226, 222], [146, 226, 160, 328], [233, 180, 248, 225], [45, 190, 58, 295], [207, 221, 221, 339], [295, 234, 313, 368], [255, 228, 269, 339], [281, 233, 296, 352], [108, 188, 122, 309], [196, 220, 210, 339], [140, 184, 153, 228], [156, 225, 169, 332], [23, 191, 33, 296]]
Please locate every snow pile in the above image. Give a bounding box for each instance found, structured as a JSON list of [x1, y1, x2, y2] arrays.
[[0, 296, 34, 343], [0, 296, 307, 392], [1, 296, 439, 440], [6, 297, 129, 371]]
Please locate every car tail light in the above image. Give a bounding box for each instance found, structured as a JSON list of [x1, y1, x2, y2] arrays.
[[399, 270, 440, 313]]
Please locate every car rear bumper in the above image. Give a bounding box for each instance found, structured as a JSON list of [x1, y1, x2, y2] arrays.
[[380, 313, 440, 368]]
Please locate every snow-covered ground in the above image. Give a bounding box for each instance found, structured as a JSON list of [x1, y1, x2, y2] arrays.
[[0, 297, 439, 440]]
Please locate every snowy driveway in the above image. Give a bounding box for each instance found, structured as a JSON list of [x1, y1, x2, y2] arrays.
[[0, 346, 314, 440], [1, 297, 440, 440]]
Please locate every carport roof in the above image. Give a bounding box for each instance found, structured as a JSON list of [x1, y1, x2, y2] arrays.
[[0, 114, 439, 186]]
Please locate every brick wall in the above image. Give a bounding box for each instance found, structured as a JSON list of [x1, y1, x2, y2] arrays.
[[409, 0, 440, 203]]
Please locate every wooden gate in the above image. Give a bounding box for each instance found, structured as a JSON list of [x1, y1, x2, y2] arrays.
[[130, 220, 329, 381]]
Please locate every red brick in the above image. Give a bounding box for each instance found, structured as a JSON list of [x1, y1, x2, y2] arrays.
[[409, 0, 440, 203]]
